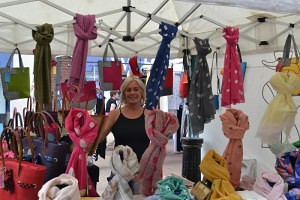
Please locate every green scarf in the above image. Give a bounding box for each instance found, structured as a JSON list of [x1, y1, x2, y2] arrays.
[[32, 23, 53, 109]]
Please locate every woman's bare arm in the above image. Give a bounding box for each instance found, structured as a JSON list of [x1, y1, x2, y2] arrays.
[[98, 109, 119, 143]]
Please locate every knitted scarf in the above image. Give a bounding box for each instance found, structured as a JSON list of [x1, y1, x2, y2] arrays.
[[100, 145, 140, 200], [253, 171, 287, 200], [38, 173, 80, 200], [32, 23, 53, 108], [137, 109, 179, 196], [69, 13, 97, 89], [256, 72, 300, 145], [200, 149, 241, 200], [221, 26, 245, 107], [188, 37, 215, 135], [65, 107, 99, 197], [220, 108, 249, 188]]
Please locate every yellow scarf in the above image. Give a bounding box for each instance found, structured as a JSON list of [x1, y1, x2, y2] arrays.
[[200, 150, 241, 200]]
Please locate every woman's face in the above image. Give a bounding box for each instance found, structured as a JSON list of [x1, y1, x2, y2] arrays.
[[124, 80, 142, 105]]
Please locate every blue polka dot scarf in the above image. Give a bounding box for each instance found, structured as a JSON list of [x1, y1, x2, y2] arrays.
[[145, 22, 177, 110]]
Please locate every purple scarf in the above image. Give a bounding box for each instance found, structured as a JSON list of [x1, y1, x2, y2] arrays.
[[69, 13, 97, 89]]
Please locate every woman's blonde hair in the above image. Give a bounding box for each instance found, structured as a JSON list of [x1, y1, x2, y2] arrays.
[[119, 75, 146, 106]]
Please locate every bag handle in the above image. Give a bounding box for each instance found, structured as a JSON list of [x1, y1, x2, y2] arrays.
[[27, 112, 50, 152], [6, 47, 25, 71], [103, 42, 119, 63], [282, 34, 299, 66], [16, 126, 35, 163], [41, 111, 60, 142], [0, 127, 23, 176], [210, 51, 221, 94]]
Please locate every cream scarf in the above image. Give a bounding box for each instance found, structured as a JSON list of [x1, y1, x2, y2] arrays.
[[100, 145, 140, 200], [256, 72, 300, 144]]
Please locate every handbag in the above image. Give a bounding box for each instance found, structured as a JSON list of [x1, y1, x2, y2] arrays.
[[98, 43, 123, 90], [190, 181, 211, 200], [210, 51, 221, 110], [61, 80, 97, 110], [179, 70, 189, 98], [0, 48, 30, 100], [86, 88, 108, 156], [280, 34, 300, 95], [161, 66, 173, 96], [25, 112, 69, 182], [0, 127, 46, 200]]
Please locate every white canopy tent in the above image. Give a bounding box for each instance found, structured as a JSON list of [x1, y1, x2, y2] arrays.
[[1, 0, 300, 177], [0, 0, 299, 58]]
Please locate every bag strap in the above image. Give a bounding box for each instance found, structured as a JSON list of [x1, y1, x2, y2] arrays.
[[236, 44, 243, 63], [0, 127, 23, 176], [103, 42, 119, 63], [6, 47, 25, 71], [210, 51, 221, 94], [282, 34, 299, 66], [41, 111, 60, 142]]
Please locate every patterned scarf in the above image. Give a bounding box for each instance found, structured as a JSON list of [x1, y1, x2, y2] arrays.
[[256, 72, 300, 145], [253, 171, 287, 200], [137, 109, 179, 196], [32, 23, 53, 108], [221, 26, 245, 107], [188, 38, 215, 135], [220, 108, 249, 188], [200, 149, 241, 200], [38, 174, 80, 200], [65, 107, 98, 197], [100, 145, 140, 200], [145, 22, 177, 110], [69, 13, 97, 89]]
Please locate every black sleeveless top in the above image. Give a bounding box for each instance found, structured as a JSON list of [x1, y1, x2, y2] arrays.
[[111, 108, 149, 161]]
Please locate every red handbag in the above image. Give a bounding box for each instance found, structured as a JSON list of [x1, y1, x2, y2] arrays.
[[179, 70, 189, 98], [0, 127, 46, 200], [161, 67, 173, 96], [98, 43, 123, 90], [60, 80, 97, 110]]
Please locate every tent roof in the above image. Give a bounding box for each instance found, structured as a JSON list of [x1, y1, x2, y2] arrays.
[[0, 0, 299, 58]]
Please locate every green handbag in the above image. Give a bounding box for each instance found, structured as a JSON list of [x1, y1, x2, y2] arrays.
[[0, 48, 30, 100]]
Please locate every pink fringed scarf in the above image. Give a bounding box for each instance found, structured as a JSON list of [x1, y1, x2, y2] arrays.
[[221, 26, 245, 107], [69, 13, 97, 89], [65, 107, 99, 197], [220, 108, 249, 189], [137, 109, 179, 196], [253, 171, 287, 200]]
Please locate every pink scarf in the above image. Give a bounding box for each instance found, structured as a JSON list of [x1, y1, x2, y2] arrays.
[[65, 107, 99, 197], [221, 26, 245, 107], [69, 13, 97, 89], [220, 108, 249, 188], [137, 109, 179, 196], [253, 171, 286, 200]]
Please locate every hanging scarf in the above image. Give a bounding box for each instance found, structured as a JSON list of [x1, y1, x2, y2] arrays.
[[220, 108, 249, 188], [200, 149, 241, 200], [157, 176, 191, 200], [137, 109, 179, 196], [256, 72, 300, 145], [145, 22, 177, 110], [253, 171, 287, 200], [221, 26, 245, 107], [38, 173, 80, 200], [100, 145, 140, 200], [69, 13, 97, 89], [32, 23, 53, 108], [188, 38, 215, 135], [65, 107, 98, 197]]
